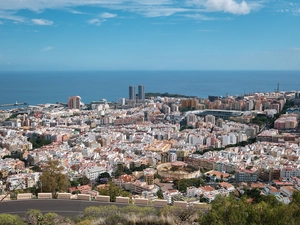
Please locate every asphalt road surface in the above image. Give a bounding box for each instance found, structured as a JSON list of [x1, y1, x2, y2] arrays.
[[0, 199, 142, 218]]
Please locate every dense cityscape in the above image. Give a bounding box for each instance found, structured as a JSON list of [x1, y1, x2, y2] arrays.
[[2, 0, 300, 223], [1, 84, 300, 224]]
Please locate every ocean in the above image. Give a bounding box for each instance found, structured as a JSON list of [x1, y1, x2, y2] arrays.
[[0, 70, 299, 106]]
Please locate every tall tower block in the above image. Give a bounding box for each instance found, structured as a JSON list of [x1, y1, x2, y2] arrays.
[[138, 84, 145, 100], [129, 86, 136, 100]]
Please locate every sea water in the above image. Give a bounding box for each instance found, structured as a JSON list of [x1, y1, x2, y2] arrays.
[[0, 70, 299, 106]]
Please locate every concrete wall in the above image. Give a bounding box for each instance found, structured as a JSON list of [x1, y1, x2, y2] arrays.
[[77, 194, 91, 201], [17, 193, 32, 200], [95, 195, 110, 202], [0, 194, 10, 201], [173, 201, 187, 207], [38, 193, 52, 199], [134, 198, 148, 205], [153, 199, 168, 207], [57, 193, 71, 199], [116, 197, 130, 204]]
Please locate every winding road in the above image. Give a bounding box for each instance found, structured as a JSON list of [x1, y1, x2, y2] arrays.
[[0, 199, 138, 217]]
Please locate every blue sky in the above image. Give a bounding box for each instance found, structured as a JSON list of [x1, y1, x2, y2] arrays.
[[0, 0, 300, 70]]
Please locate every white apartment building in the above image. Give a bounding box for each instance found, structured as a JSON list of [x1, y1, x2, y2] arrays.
[[82, 166, 106, 180], [280, 167, 300, 179]]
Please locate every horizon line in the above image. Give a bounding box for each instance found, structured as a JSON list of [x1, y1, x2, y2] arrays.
[[1, 69, 300, 72]]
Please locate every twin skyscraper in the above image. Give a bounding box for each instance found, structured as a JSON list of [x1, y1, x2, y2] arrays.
[[129, 85, 145, 100]]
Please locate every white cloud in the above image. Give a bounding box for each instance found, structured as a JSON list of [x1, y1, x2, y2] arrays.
[[204, 0, 251, 15], [272, 1, 300, 14], [88, 18, 105, 26], [133, 0, 173, 5], [291, 48, 300, 51], [41, 46, 53, 52], [0, 10, 25, 22], [187, 0, 262, 15], [68, 9, 85, 14], [26, 29, 38, 33], [99, 12, 117, 18], [111, 6, 190, 17], [31, 18, 54, 25], [0, 0, 264, 22], [143, 7, 191, 17], [0, 0, 171, 12], [184, 13, 216, 20]]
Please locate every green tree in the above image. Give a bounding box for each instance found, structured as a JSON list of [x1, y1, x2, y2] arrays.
[[96, 172, 111, 183], [120, 205, 157, 220], [244, 188, 262, 203], [31, 165, 42, 172], [77, 176, 90, 185], [289, 191, 300, 223], [76, 220, 93, 225], [98, 172, 111, 179], [174, 178, 205, 192], [0, 214, 26, 225], [43, 212, 63, 225], [70, 180, 80, 187], [98, 182, 126, 202], [29, 136, 51, 149], [160, 205, 200, 225], [82, 206, 103, 220], [105, 214, 126, 225], [199, 195, 248, 225], [25, 209, 43, 225], [156, 189, 164, 199], [38, 160, 69, 197], [154, 173, 162, 180], [198, 194, 297, 225], [83, 205, 118, 219]]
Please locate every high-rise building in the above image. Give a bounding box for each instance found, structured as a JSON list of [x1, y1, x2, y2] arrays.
[[143, 168, 155, 185], [129, 86, 136, 100], [181, 98, 198, 108], [119, 98, 126, 106], [187, 114, 197, 125], [216, 118, 224, 128], [205, 115, 216, 125], [68, 96, 81, 109], [138, 84, 145, 100]]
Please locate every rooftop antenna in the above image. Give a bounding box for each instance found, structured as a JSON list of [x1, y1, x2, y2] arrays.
[[277, 83, 280, 92]]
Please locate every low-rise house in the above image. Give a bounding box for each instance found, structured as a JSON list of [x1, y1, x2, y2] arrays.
[[163, 189, 181, 204], [6, 173, 40, 191], [69, 184, 92, 194], [280, 186, 295, 198], [219, 182, 235, 192], [130, 180, 155, 194], [263, 184, 280, 196], [206, 170, 230, 181]]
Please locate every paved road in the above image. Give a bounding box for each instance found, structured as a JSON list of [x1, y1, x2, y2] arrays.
[[0, 199, 138, 218]]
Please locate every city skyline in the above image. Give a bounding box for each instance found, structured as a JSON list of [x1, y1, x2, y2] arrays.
[[0, 0, 300, 71], [129, 84, 145, 100]]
